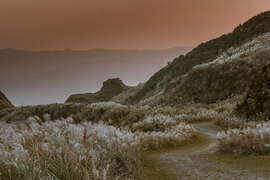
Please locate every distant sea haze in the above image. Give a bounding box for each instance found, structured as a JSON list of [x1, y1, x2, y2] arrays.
[[0, 47, 191, 106]]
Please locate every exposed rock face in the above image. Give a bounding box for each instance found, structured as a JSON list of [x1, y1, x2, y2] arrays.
[[66, 78, 129, 103], [128, 11, 270, 105], [0, 91, 13, 111]]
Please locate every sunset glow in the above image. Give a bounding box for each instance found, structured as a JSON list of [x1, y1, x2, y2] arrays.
[[1, 0, 269, 50]]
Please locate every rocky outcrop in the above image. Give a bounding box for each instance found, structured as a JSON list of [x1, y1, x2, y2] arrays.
[[66, 78, 129, 103], [0, 91, 13, 111]]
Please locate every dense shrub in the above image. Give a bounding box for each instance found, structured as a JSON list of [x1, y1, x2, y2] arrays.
[[236, 62, 270, 121], [217, 122, 270, 155], [0, 102, 149, 128]]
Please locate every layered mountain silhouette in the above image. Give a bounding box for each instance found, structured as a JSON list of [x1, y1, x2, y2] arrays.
[[66, 11, 270, 119], [0, 47, 191, 105], [3, 11, 270, 121]]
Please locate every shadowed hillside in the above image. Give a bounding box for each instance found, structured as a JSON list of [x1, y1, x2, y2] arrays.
[[0, 91, 13, 110], [128, 11, 270, 105], [236, 62, 270, 120]]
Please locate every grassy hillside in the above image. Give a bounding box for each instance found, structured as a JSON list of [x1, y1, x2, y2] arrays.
[[161, 49, 270, 106], [129, 11, 270, 104]]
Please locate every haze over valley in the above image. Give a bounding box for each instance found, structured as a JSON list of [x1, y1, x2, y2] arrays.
[[0, 47, 191, 105]]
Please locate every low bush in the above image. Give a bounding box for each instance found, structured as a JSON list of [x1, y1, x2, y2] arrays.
[[0, 105, 196, 179], [213, 113, 247, 130], [217, 122, 270, 155], [175, 109, 224, 123]]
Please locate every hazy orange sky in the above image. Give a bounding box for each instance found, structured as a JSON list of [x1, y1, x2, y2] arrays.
[[0, 0, 270, 50]]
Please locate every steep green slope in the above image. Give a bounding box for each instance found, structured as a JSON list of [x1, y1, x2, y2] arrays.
[[164, 49, 270, 106], [66, 78, 129, 103], [129, 11, 270, 104]]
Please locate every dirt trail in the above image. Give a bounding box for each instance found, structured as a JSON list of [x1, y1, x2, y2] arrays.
[[142, 122, 267, 180]]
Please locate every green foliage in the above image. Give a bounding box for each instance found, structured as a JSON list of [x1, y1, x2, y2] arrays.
[[236, 61, 270, 120], [162, 50, 270, 106], [0, 103, 84, 122], [73, 104, 148, 127], [218, 132, 270, 155], [0, 103, 150, 129]]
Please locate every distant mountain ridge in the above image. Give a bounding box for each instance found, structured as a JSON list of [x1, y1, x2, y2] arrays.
[[0, 47, 191, 105]]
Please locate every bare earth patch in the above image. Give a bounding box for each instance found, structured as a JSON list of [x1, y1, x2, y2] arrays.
[[142, 122, 270, 180]]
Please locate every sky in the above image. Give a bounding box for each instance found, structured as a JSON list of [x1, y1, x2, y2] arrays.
[[0, 1, 270, 105], [0, 0, 269, 50]]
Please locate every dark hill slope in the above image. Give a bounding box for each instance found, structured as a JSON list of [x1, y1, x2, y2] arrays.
[[236, 61, 270, 120], [0, 91, 13, 111], [164, 49, 270, 105], [129, 11, 270, 104]]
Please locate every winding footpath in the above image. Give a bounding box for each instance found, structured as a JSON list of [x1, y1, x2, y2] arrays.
[[142, 123, 268, 180]]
